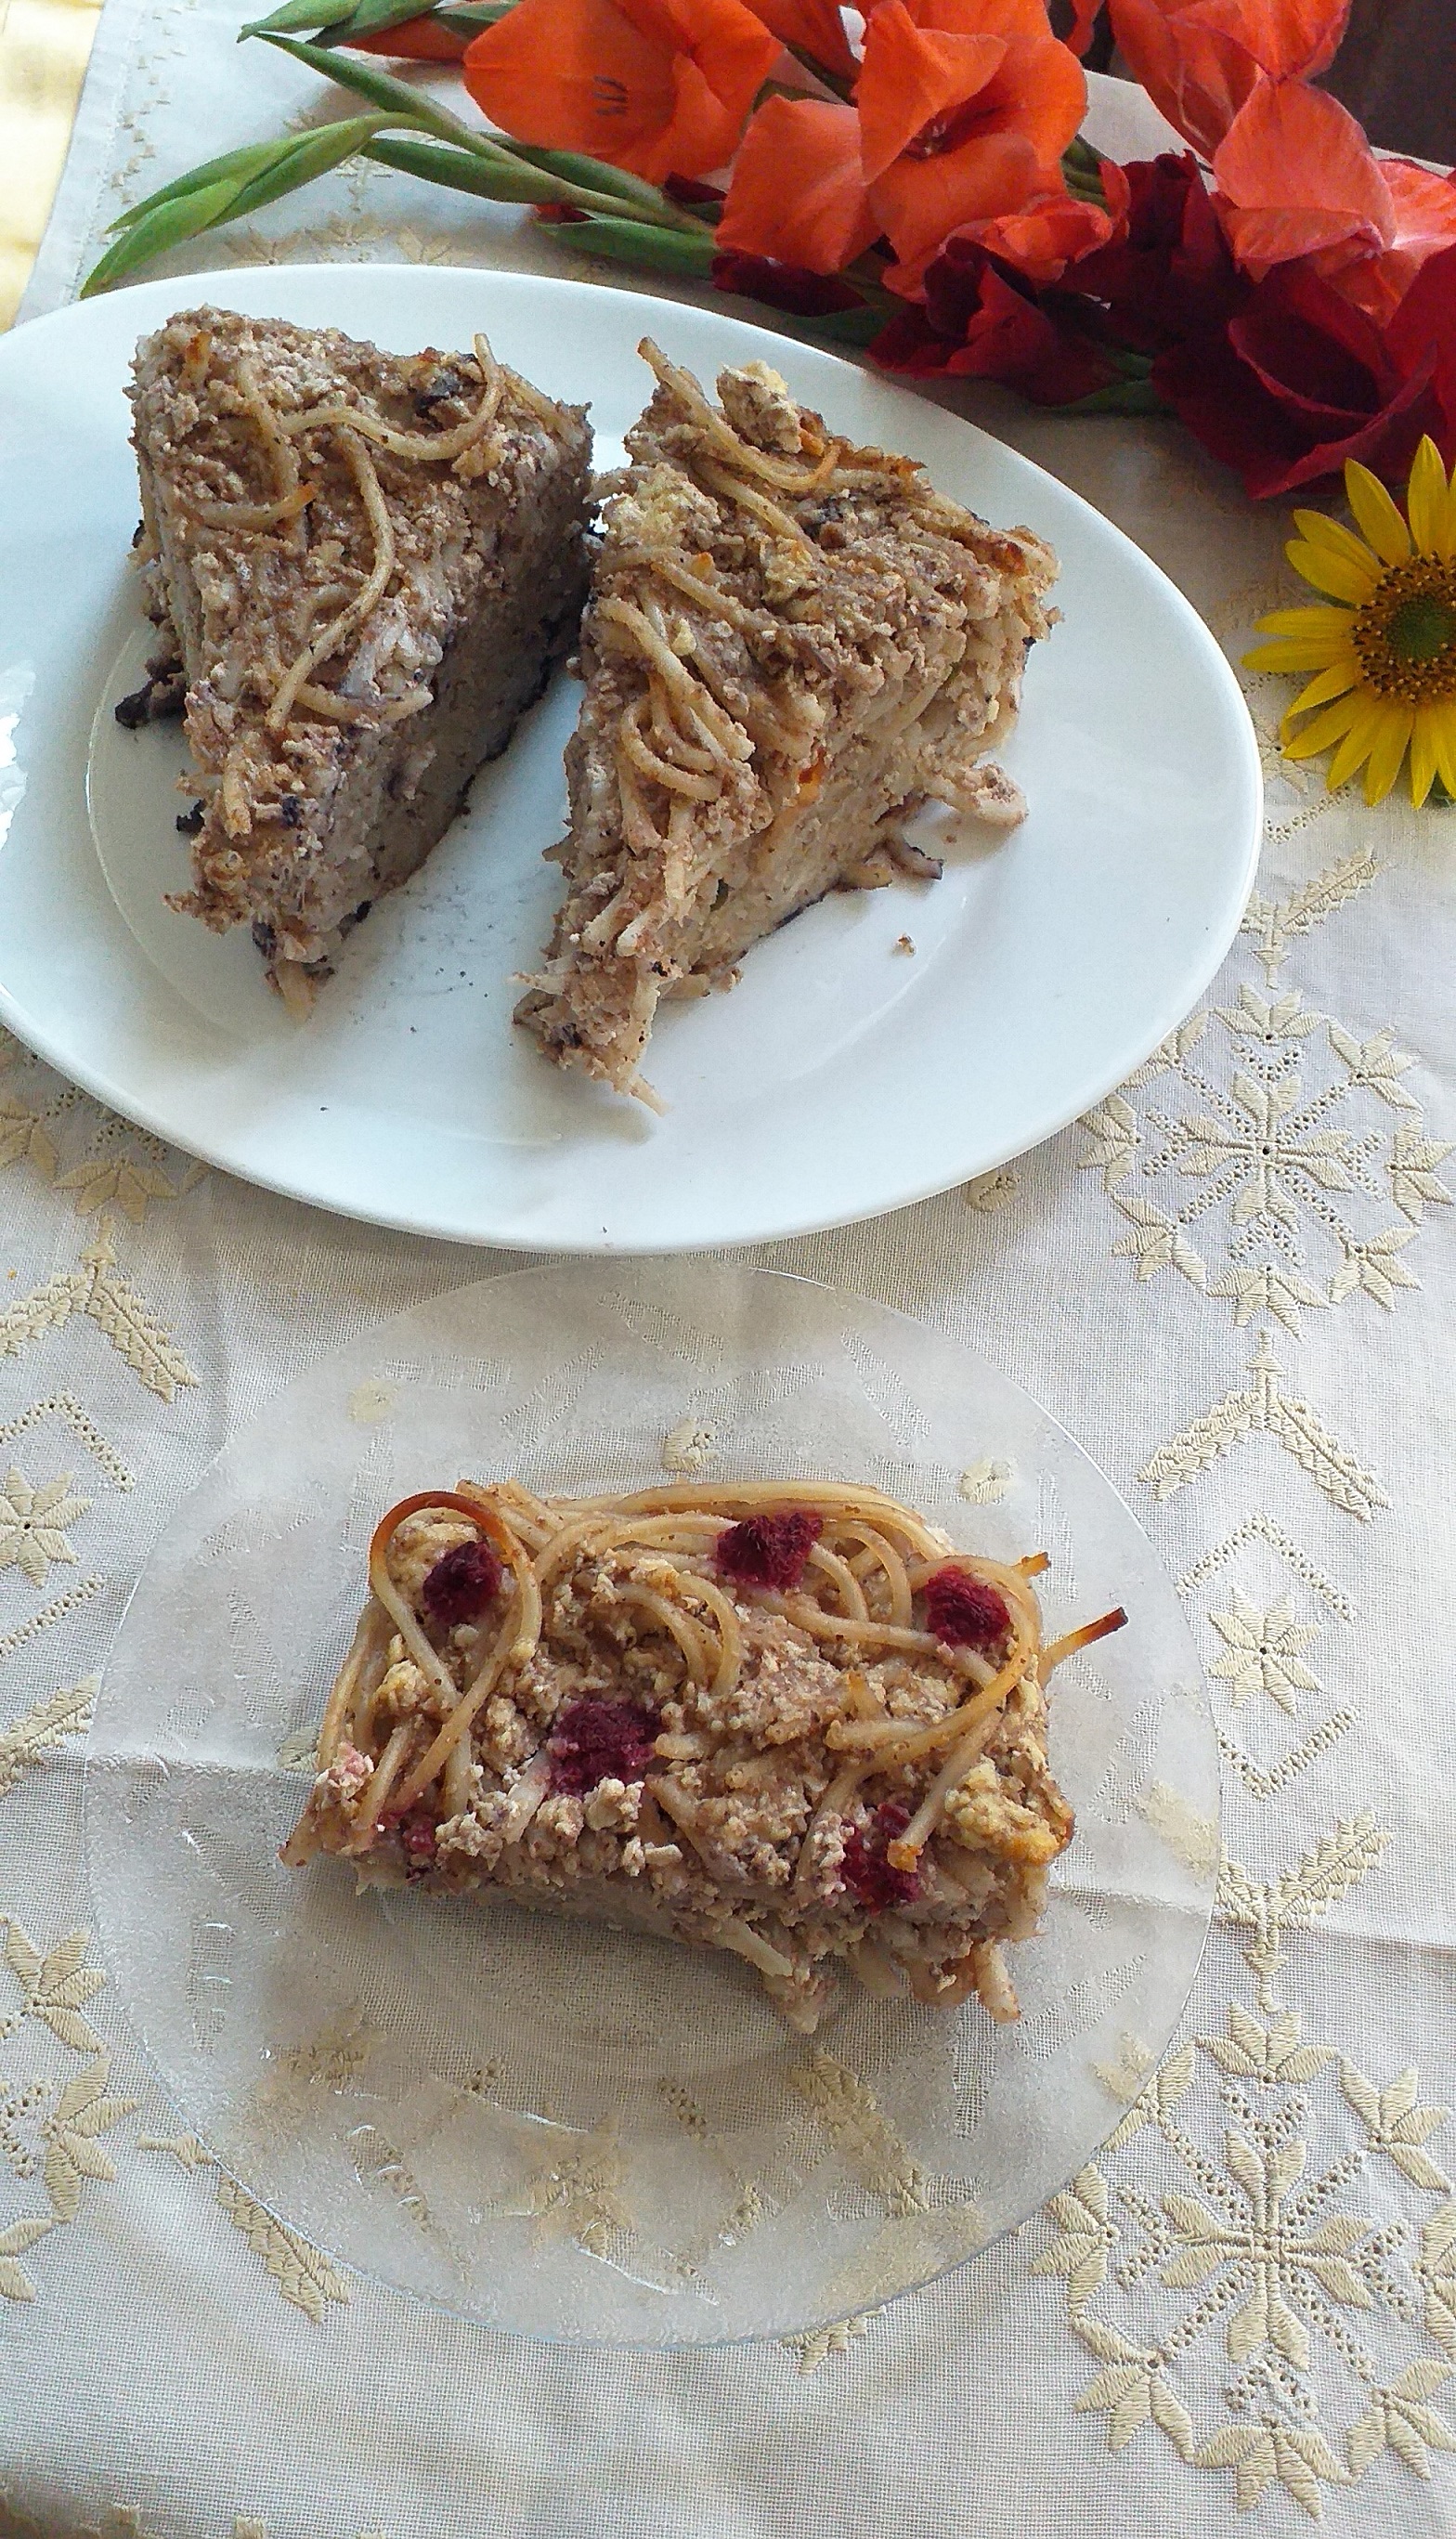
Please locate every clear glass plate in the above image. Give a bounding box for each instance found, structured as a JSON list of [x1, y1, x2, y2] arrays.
[[85, 1264, 1217, 2345]]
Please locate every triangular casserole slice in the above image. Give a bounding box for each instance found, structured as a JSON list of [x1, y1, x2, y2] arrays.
[[127, 307, 592, 1011], [515, 343, 1057, 1098]]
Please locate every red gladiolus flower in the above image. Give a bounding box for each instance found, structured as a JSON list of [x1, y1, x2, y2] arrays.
[[1106, 0, 1349, 158], [462, 0, 781, 182], [1072, 150, 1243, 349], [873, 240, 1117, 400], [1212, 83, 1456, 329], [1153, 248, 1456, 499]]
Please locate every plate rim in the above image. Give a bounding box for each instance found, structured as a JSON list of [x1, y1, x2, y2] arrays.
[[81, 1256, 1221, 2349], [0, 265, 1264, 1253]]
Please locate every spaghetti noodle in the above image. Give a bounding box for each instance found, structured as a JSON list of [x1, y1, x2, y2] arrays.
[[283, 1478, 1124, 2032]]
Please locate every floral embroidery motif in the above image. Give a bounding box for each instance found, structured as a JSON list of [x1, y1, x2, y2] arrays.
[[1208, 1593, 1321, 1715], [0, 1466, 91, 1584], [139, 2135, 352, 2323], [1039, 1986, 1456, 2518], [1242, 848, 1382, 983], [0, 1686, 96, 1807], [958, 1457, 1011, 1504], [1081, 991, 1450, 1333], [1140, 1335, 1387, 1517], [0, 1219, 197, 1402], [782, 2310, 878, 2372], [0, 1922, 136, 2301]]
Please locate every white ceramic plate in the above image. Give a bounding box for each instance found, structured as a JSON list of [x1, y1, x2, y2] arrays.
[[85, 1264, 1217, 2345], [0, 267, 1260, 1251]]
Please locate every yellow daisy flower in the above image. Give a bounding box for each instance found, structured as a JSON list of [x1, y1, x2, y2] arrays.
[[1244, 436, 1456, 808]]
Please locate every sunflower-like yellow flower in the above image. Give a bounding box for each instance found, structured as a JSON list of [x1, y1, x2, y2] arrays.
[[1244, 436, 1456, 808]]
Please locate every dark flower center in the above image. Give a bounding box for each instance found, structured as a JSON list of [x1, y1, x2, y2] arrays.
[[904, 96, 994, 162], [1352, 559, 1456, 700], [1388, 592, 1456, 665]]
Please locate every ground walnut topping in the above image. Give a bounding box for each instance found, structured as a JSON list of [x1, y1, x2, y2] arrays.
[[283, 1478, 1124, 2032]]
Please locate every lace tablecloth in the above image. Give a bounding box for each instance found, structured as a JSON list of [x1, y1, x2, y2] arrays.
[[5, 25, 1456, 2536]]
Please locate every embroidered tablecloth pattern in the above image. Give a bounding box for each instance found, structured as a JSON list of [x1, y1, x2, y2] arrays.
[[3, 29, 1455, 2537]]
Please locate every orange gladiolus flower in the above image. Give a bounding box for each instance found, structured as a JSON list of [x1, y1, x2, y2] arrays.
[[717, 97, 879, 268], [862, 0, 1086, 278], [462, 0, 781, 182], [722, 0, 1085, 280], [1107, 0, 1349, 158], [1213, 81, 1456, 328]]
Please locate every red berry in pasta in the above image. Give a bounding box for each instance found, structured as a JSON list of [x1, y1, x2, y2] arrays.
[[715, 1509, 823, 1590], [422, 1538, 502, 1629], [922, 1566, 1010, 1651], [841, 1803, 921, 1910], [547, 1698, 660, 1794]]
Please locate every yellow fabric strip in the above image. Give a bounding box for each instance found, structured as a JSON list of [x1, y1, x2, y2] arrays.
[[0, 0, 102, 328]]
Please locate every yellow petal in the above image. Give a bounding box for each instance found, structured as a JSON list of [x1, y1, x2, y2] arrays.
[[1410, 704, 1441, 807], [1345, 460, 1411, 566], [1326, 706, 1381, 790], [1432, 701, 1456, 797], [1285, 539, 1381, 604], [1282, 693, 1366, 760], [1245, 639, 1352, 673], [1291, 509, 1381, 577], [1253, 606, 1355, 637], [1406, 436, 1450, 560], [1363, 703, 1413, 803], [1280, 662, 1359, 734]]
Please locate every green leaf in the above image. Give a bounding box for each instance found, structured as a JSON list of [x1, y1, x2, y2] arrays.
[[82, 180, 244, 295], [241, 0, 359, 34], [432, 0, 516, 30], [363, 135, 634, 219], [86, 114, 402, 290], [253, 28, 483, 146], [223, 114, 396, 218], [363, 132, 562, 205], [565, 216, 717, 280], [107, 135, 308, 229], [508, 146, 711, 230], [1059, 378, 1171, 417]]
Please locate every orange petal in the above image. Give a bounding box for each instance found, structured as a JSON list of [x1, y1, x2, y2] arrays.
[[718, 97, 877, 272], [743, 0, 856, 79], [858, 6, 1008, 184], [1211, 80, 1393, 283]]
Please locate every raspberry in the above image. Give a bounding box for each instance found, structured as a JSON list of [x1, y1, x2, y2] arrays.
[[421, 1538, 501, 1630], [547, 1699, 659, 1795], [922, 1565, 1010, 1652], [841, 1803, 920, 1911], [715, 1509, 823, 1591]]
